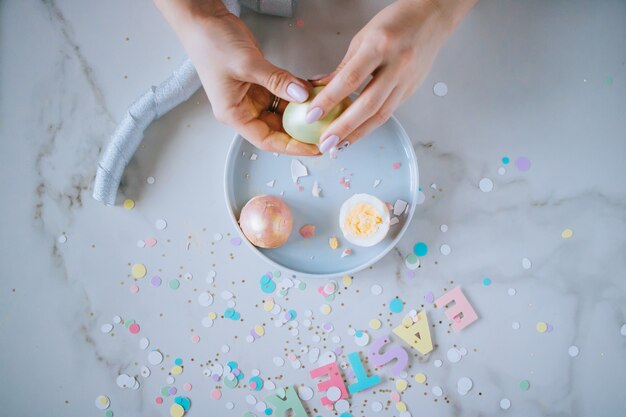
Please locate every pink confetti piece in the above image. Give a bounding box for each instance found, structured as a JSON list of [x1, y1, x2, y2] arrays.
[[299, 224, 316, 238], [145, 238, 157, 247], [392, 162, 401, 170], [296, 18, 305, 27]]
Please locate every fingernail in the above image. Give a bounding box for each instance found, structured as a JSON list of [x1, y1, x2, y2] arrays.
[[329, 146, 338, 159], [305, 107, 323, 124], [287, 83, 308, 102], [318, 135, 339, 154], [309, 73, 328, 81]]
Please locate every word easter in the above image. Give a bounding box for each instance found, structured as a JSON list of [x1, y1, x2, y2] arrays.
[[261, 287, 478, 417]]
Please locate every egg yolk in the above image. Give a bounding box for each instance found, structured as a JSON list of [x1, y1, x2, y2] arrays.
[[344, 203, 382, 237]]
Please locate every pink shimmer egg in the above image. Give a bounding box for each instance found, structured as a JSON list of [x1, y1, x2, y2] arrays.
[[239, 195, 293, 249]]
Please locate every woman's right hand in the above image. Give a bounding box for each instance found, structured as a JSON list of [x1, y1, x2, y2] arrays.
[[154, 0, 320, 156]]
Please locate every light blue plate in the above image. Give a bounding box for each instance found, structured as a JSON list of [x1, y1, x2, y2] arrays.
[[224, 116, 419, 278]]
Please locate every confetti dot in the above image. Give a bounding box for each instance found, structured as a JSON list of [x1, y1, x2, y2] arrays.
[[392, 162, 402, 170], [129, 323, 140, 334], [512, 322, 520, 330], [561, 228, 574, 239], [211, 389, 222, 400], [502, 156, 510, 165], [447, 348, 461, 363], [58, 234, 67, 244], [405, 253, 419, 270], [95, 395, 110, 410], [433, 82, 448, 97], [155, 219, 167, 230], [568, 345, 579, 357], [440, 244, 451, 255], [320, 304, 332, 315], [123, 199, 135, 209], [536, 322, 548, 333], [413, 242, 428, 256], [519, 380, 530, 391], [371, 285, 383, 296], [131, 264, 147, 279], [371, 401, 383, 412], [151, 276, 162, 287], [457, 377, 473, 395], [508, 288, 516, 296], [434, 359, 443, 368], [148, 350, 163, 365], [440, 224, 448, 232], [515, 157, 531, 172], [414, 372, 426, 384], [168, 279, 180, 290], [522, 257, 532, 269], [369, 319, 381, 330], [342, 275, 352, 286], [230, 237, 242, 246], [130, 284, 139, 294], [147, 176, 155, 184], [155, 397, 163, 404], [327, 386, 342, 402], [191, 335, 200, 343], [482, 278, 492, 286], [170, 404, 185, 417], [298, 386, 314, 401], [213, 233, 223, 241], [621, 324, 626, 336], [431, 386, 443, 396], [498, 167, 506, 175], [479, 178, 494, 192], [100, 323, 113, 334], [500, 398, 511, 410], [395, 379, 408, 391], [389, 298, 403, 313]]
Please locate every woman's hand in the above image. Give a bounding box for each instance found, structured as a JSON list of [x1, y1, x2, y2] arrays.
[[154, 0, 320, 156], [309, 0, 476, 156]]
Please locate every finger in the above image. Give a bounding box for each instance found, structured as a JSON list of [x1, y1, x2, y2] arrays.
[[238, 117, 321, 156], [305, 47, 381, 124], [341, 86, 404, 147], [318, 66, 398, 152], [244, 58, 311, 104]]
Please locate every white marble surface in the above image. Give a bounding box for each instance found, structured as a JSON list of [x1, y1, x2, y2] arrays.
[[1, 1, 625, 416]]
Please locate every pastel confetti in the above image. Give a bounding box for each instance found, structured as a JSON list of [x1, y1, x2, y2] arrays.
[[299, 224, 315, 238], [515, 156, 531, 172]]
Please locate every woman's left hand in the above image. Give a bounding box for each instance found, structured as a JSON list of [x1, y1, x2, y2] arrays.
[[308, 0, 476, 156]]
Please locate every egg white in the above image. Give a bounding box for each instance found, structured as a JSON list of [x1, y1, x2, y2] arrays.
[[339, 194, 390, 247]]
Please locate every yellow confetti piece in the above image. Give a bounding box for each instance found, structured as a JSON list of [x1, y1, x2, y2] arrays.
[[320, 304, 332, 315], [263, 298, 275, 312], [369, 319, 381, 330], [342, 275, 352, 287], [561, 228, 573, 239], [414, 372, 426, 384], [255, 324, 265, 337], [401, 315, 413, 328], [395, 401, 407, 412], [171, 365, 183, 375], [123, 199, 135, 209], [536, 322, 548, 333], [208, 312, 217, 320], [97, 396, 109, 405], [395, 379, 408, 392], [170, 403, 185, 417], [131, 263, 147, 278], [329, 236, 339, 250]]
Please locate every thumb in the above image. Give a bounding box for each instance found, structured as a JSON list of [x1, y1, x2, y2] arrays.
[[248, 59, 310, 103]]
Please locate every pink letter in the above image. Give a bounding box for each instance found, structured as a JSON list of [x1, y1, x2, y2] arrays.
[[435, 287, 478, 331], [309, 362, 348, 406], [368, 334, 409, 376]]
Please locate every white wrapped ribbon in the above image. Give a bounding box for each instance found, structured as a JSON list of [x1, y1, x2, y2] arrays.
[[93, 0, 295, 205]]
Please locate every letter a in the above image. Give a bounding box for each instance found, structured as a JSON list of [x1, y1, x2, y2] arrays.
[[393, 310, 433, 355]]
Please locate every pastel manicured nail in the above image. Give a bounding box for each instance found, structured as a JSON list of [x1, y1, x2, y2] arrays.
[[309, 73, 328, 81], [318, 135, 339, 154], [329, 146, 338, 159], [287, 83, 308, 102], [305, 107, 323, 124]]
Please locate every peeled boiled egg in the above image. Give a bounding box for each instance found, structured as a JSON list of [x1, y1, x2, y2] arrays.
[[239, 195, 293, 248], [282, 86, 352, 144], [339, 194, 390, 247]]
